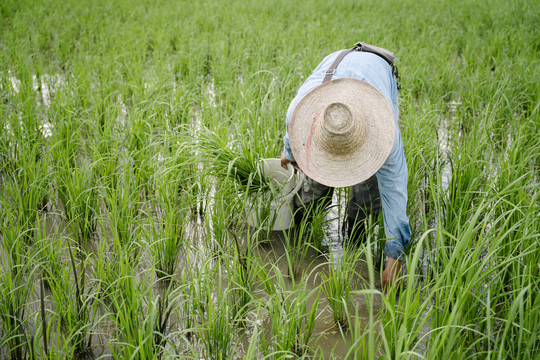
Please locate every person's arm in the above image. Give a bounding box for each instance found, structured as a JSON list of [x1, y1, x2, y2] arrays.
[[376, 127, 411, 289]]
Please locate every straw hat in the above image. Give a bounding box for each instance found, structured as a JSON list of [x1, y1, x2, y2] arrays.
[[288, 78, 395, 188]]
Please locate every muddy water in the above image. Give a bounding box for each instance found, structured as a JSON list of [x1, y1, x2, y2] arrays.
[[249, 230, 383, 359]]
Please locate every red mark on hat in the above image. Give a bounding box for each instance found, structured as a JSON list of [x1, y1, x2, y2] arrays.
[[305, 109, 323, 171]]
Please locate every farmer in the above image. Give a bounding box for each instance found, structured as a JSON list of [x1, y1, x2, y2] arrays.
[[280, 42, 410, 289]]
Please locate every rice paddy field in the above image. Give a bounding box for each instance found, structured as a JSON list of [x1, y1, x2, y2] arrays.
[[1, 0, 539, 358]]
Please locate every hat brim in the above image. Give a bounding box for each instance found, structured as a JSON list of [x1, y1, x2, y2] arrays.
[[289, 78, 395, 188]]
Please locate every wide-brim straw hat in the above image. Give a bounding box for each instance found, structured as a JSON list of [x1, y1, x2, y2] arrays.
[[289, 78, 395, 188]]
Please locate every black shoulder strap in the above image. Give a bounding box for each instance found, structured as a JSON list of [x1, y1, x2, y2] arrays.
[[322, 48, 355, 83], [322, 42, 401, 90]]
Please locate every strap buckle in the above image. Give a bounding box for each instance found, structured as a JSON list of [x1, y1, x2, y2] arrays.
[[325, 69, 336, 76], [353, 41, 364, 51], [392, 65, 401, 91]]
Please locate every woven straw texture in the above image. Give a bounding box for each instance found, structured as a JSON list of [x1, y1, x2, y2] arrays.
[[289, 78, 395, 187]]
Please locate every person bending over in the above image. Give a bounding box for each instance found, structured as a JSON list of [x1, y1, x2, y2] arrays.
[[280, 42, 411, 289]]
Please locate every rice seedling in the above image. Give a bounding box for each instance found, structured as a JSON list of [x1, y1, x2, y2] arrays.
[[108, 275, 178, 360], [0, 140, 50, 246], [104, 249, 160, 359], [32, 216, 65, 289], [144, 204, 187, 281], [144, 143, 198, 280], [282, 221, 312, 280], [91, 237, 128, 309], [283, 200, 331, 280], [177, 263, 204, 344], [342, 237, 383, 360], [100, 163, 143, 248], [47, 107, 81, 171], [226, 232, 261, 326], [34, 271, 78, 359], [53, 158, 99, 248], [125, 131, 154, 198], [195, 270, 243, 360], [320, 246, 363, 328], [266, 269, 321, 357], [47, 242, 96, 358], [88, 131, 122, 191], [203, 184, 240, 254], [0, 255, 36, 360], [1, 206, 32, 273]]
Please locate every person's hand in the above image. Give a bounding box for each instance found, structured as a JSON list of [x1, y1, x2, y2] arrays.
[[280, 154, 291, 170], [382, 257, 401, 292]]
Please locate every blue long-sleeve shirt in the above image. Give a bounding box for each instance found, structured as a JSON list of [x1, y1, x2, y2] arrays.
[[282, 50, 411, 259]]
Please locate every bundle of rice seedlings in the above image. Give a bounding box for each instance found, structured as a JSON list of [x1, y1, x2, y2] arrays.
[[196, 127, 270, 194]]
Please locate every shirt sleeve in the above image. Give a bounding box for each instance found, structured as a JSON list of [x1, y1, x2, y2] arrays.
[[376, 131, 411, 260], [376, 79, 411, 260], [282, 131, 295, 162]]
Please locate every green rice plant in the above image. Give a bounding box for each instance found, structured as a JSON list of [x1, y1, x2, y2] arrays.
[[0, 255, 36, 360], [194, 266, 243, 360], [240, 187, 279, 242], [343, 237, 383, 360], [203, 183, 240, 255], [34, 273, 78, 360], [105, 250, 149, 357], [0, 205, 31, 272], [32, 216, 65, 289], [320, 246, 363, 328], [127, 142, 154, 200], [308, 202, 335, 253], [0, 104, 16, 173], [0, 140, 50, 246], [175, 250, 246, 357], [427, 186, 538, 358], [144, 143, 196, 280], [91, 237, 124, 306], [152, 291, 178, 359], [1, 74, 44, 151], [152, 135, 200, 201], [243, 321, 263, 359], [342, 307, 383, 360], [53, 158, 99, 248], [377, 231, 433, 359], [375, 176, 539, 359], [224, 233, 263, 326], [47, 243, 96, 358], [47, 108, 81, 171], [265, 266, 320, 357], [121, 99, 162, 198], [293, 195, 335, 252], [177, 264, 204, 343], [106, 254, 177, 359], [101, 163, 143, 248], [282, 199, 331, 280], [144, 205, 187, 281], [88, 130, 122, 190], [112, 285, 178, 360], [282, 219, 312, 280]]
